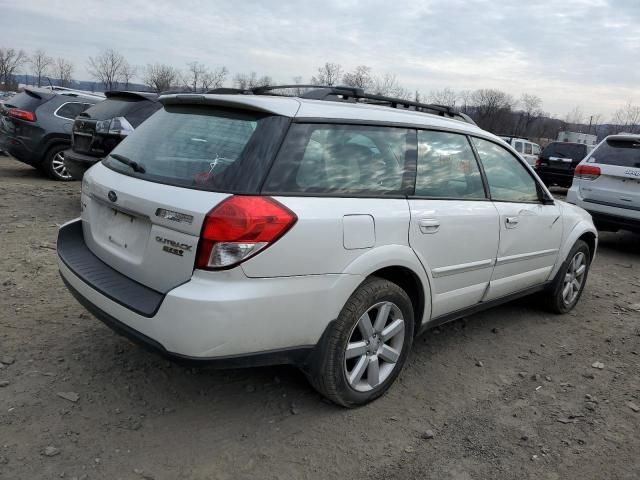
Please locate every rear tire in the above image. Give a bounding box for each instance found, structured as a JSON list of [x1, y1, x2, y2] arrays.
[[43, 145, 73, 181], [545, 240, 590, 314], [306, 276, 414, 407]]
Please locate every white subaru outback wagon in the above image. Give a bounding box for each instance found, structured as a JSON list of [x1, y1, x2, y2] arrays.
[[57, 86, 597, 406]]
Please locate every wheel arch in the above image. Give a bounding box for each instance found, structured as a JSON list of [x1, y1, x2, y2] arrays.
[[342, 245, 432, 329]]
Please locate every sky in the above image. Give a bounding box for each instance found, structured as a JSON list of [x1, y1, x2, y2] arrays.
[[1, 0, 639, 118]]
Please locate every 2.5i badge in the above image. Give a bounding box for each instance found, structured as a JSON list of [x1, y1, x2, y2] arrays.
[[155, 236, 193, 257]]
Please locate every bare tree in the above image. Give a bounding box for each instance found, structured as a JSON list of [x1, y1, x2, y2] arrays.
[[372, 73, 410, 99], [310, 62, 342, 86], [516, 93, 543, 136], [54, 58, 74, 87], [470, 89, 515, 133], [233, 72, 271, 89], [120, 61, 137, 89], [87, 49, 126, 90], [428, 88, 458, 107], [185, 61, 207, 92], [342, 65, 373, 90], [144, 63, 180, 93], [30, 49, 53, 87], [611, 102, 640, 134], [201, 66, 228, 90], [564, 106, 584, 131], [0, 47, 28, 90]]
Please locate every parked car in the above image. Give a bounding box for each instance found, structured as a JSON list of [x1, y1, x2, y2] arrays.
[[0, 91, 16, 156], [0, 87, 103, 180], [567, 134, 640, 233], [57, 86, 597, 407], [500, 136, 541, 166], [535, 141, 590, 188], [65, 91, 161, 180]]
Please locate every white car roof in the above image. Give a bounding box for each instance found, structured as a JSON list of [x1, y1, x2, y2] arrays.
[[160, 93, 489, 138]]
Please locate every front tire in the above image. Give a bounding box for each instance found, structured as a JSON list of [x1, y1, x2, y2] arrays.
[[307, 277, 414, 407], [545, 240, 590, 313], [43, 145, 73, 181]]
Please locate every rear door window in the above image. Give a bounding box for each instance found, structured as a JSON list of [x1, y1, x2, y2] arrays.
[[414, 130, 485, 199], [263, 124, 412, 195], [103, 105, 286, 193], [524, 143, 533, 155], [56, 102, 90, 120], [589, 138, 640, 168], [514, 141, 523, 153]]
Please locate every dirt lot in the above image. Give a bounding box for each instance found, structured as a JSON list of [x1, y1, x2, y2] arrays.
[[0, 157, 639, 480]]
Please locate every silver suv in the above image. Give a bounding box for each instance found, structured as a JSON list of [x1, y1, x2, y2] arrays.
[[57, 86, 597, 406], [567, 134, 640, 233]]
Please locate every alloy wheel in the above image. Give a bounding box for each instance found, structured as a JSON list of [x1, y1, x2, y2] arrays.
[[344, 301, 405, 392], [562, 251, 587, 305], [51, 151, 72, 180]]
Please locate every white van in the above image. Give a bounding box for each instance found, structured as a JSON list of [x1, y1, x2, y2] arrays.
[[501, 137, 541, 166]]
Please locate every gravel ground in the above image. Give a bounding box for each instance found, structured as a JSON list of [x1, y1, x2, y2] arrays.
[[0, 157, 639, 480]]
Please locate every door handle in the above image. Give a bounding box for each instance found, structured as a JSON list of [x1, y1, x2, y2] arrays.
[[505, 216, 519, 228], [418, 218, 440, 234]]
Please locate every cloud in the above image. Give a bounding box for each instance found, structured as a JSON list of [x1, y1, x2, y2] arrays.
[[1, 0, 638, 117]]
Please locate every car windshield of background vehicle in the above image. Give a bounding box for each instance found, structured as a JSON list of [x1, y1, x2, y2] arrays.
[[472, 137, 539, 202], [542, 143, 586, 160], [415, 130, 485, 199], [102, 106, 268, 192], [588, 138, 640, 168], [263, 124, 411, 195]]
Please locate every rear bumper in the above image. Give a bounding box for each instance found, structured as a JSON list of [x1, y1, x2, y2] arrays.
[[65, 149, 100, 180], [57, 219, 355, 363], [566, 187, 640, 233], [589, 211, 640, 233], [535, 168, 574, 186]]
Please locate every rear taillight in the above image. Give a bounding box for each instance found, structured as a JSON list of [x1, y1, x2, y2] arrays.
[[8, 108, 35, 122], [195, 196, 297, 270], [95, 117, 134, 136], [535, 158, 542, 168], [574, 164, 601, 180]]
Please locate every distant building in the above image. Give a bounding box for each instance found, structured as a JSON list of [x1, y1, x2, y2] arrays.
[[557, 131, 597, 146]]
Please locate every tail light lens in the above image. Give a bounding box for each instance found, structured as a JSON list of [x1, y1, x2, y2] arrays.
[[95, 117, 135, 136], [575, 164, 601, 180], [535, 158, 542, 168], [195, 196, 297, 270], [8, 108, 35, 122]]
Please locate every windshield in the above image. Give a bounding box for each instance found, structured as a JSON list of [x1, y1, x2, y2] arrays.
[[589, 138, 640, 168], [542, 142, 587, 160], [102, 105, 271, 192]]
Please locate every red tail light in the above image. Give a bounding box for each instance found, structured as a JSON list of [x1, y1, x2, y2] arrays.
[[535, 158, 542, 168], [195, 196, 297, 270], [574, 164, 601, 180], [8, 108, 36, 122]]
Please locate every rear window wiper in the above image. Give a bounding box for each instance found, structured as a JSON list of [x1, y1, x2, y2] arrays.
[[109, 153, 146, 173]]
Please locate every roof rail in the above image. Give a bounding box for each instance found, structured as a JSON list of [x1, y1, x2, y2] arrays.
[[204, 84, 475, 125]]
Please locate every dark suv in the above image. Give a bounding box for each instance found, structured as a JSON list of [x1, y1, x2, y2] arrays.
[[535, 142, 590, 188], [65, 91, 160, 180], [0, 88, 103, 180]]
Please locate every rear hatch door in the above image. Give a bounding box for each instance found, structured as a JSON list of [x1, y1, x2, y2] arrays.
[[80, 99, 290, 293], [0, 89, 53, 143], [73, 92, 158, 156], [579, 136, 640, 211], [541, 142, 587, 172]]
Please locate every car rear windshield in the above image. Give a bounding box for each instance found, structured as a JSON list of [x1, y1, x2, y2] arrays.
[[542, 142, 587, 160], [589, 138, 640, 168], [3, 90, 51, 111], [81, 97, 146, 121], [102, 105, 283, 192]]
